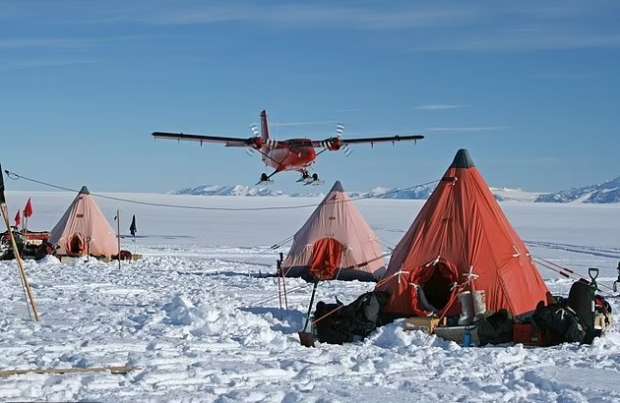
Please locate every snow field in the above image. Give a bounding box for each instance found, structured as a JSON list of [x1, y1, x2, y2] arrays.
[[1, 250, 619, 402], [0, 193, 618, 401]]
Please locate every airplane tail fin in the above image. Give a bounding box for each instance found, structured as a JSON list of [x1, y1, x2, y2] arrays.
[[260, 110, 270, 141]]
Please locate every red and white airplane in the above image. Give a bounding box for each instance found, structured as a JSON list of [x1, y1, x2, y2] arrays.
[[153, 110, 424, 184]]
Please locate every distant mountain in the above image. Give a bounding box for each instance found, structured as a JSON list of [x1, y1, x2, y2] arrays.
[[348, 185, 435, 200], [176, 178, 620, 204], [492, 187, 542, 203], [175, 185, 284, 197], [535, 176, 620, 204], [174, 183, 540, 202]]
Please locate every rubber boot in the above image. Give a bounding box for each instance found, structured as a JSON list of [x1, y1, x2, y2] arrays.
[[472, 290, 487, 320], [458, 291, 474, 326]]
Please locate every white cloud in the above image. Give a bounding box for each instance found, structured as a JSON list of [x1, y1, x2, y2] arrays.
[[271, 120, 340, 127], [425, 126, 509, 133], [414, 104, 469, 111], [0, 59, 96, 72], [0, 38, 91, 49], [119, 4, 482, 30], [411, 33, 620, 52]]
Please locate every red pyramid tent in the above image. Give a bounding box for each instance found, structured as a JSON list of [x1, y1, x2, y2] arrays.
[[377, 149, 549, 317], [281, 181, 386, 282], [49, 186, 119, 258]]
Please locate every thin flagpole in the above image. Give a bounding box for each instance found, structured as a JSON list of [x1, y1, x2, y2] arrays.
[[116, 209, 121, 269]]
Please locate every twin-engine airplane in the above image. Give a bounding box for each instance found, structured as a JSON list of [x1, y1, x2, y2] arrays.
[[153, 110, 424, 185]]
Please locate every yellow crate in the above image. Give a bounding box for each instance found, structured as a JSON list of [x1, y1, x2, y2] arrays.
[[404, 317, 446, 334]]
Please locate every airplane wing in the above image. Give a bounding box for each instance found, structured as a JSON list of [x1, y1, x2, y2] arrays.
[[152, 132, 253, 147], [311, 134, 424, 149]]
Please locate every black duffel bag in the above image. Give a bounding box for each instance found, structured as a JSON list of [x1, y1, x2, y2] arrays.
[[315, 291, 390, 344]]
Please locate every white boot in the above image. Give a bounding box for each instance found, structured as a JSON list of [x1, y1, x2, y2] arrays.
[[458, 291, 474, 326]]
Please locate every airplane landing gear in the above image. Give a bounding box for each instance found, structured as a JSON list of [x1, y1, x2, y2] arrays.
[[303, 172, 322, 186], [256, 172, 275, 185], [296, 170, 311, 183]]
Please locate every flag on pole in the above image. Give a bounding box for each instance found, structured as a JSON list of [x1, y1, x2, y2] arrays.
[[23, 198, 33, 218], [129, 215, 137, 238], [14, 210, 21, 228], [0, 164, 5, 204]]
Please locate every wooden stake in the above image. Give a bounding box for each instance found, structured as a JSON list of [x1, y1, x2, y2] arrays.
[[279, 252, 288, 309], [0, 203, 40, 321], [0, 366, 138, 378]]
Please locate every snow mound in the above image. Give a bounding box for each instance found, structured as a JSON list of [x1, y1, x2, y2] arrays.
[[37, 255, 61, 265]]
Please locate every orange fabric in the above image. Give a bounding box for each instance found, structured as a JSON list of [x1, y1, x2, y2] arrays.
[[377, 150, 549, 317], [282, 181, 386, 281], [309, 238, 344, 281], [49, 189, 119, 258]]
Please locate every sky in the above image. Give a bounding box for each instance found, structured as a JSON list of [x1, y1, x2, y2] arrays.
[[1, 1, 619, 194]]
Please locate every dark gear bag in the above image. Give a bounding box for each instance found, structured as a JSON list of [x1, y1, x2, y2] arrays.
[[532, 303, 586, 344], [477, 309, 514, 345], [315, 291, 390, 344]]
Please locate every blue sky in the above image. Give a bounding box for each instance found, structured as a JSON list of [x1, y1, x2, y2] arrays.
[[1, 1, 619, 193]]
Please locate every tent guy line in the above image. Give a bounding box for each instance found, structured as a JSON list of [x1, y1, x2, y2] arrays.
[[3, 169, 440, 212]]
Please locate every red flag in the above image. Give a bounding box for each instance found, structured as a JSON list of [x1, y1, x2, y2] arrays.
[[14, 210, 21, 227], [24, 198, 33, 218]]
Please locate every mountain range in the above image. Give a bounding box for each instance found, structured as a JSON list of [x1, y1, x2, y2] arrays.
[[175, 176, 620, 204], [535, 176, 620, 204]]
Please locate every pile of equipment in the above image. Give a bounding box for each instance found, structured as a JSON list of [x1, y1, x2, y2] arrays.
[[305, 150, 614, 347]]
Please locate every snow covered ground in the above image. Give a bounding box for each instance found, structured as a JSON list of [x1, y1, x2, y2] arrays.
[[1, 191, 619, 402]]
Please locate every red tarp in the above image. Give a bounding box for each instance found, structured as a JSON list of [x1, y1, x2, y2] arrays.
[[309, 238, 344, 281]]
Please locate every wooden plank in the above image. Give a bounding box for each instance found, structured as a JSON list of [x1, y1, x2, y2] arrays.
[[0, 366, 138, 378], [404, 317, 446, 334]]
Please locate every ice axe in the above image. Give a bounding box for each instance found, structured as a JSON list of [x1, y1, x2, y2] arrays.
[[298, 281, 319, 347]]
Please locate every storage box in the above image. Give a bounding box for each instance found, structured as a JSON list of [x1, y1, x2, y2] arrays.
[[404, 317, 446, 334], [512, 323, 545, 346], [435, 325, 479, 346]]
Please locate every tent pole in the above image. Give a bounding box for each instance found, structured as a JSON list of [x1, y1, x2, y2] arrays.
[[116, 209, 121, 269], [0, 203, 39, 321], [303, 281, 318, 332], [279, 252, 288, 309]]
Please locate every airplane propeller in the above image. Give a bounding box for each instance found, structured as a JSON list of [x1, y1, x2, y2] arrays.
[[335, 124, 353, 156], [336, 123, 344, 136], [250, 124, 260, 137]]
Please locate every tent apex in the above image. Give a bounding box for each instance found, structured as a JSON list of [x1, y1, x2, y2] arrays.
[[79, 186, 90, 195], [330, 180, 344, 193], [451, 149, 475, 169]]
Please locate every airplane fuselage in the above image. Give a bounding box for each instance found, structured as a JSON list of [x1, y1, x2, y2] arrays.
[[260, 139, 317, 172]]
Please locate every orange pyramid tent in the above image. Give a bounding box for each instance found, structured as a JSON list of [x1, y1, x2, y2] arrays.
[[377, 149, 549, 317], [281, 181, 386, 282], [49, 186, 119, 258]]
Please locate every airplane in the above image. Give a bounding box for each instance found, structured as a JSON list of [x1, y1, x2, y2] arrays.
[[152, 110, 424, 185]]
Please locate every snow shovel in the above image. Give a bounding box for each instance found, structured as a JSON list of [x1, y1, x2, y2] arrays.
[[298, 281, 318, 347]]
